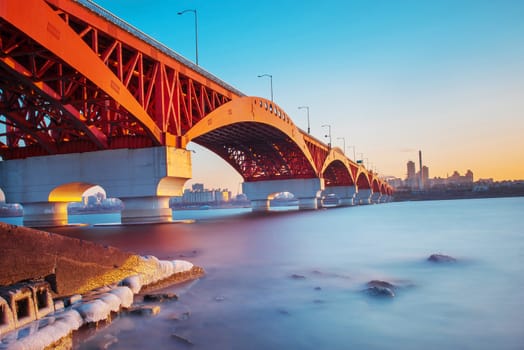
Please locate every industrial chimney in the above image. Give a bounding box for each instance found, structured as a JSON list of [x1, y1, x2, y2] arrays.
[[419, 150, 423, 190]]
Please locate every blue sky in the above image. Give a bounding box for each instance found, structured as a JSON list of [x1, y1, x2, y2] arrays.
[[93, 0, 524, 192]]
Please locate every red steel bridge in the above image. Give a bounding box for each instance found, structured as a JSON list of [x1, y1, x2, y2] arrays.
[[0, 0, 392, 222]]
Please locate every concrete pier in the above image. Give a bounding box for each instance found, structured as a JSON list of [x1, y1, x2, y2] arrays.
[[356, 188, 372, 205], [120, 196, 172, 224], [243, 178, 324, 211], [371, 192, 381, 204], [298, 197, 319, 210], [0, 147, 191, 225], [324, 185, 357, 207], [21, 202, 69, 227]]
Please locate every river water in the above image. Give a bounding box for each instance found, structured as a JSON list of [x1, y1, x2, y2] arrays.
[[4, 197, 524, 349]]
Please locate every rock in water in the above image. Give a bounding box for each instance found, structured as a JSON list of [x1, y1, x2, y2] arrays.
[[143, 293, 178, 302], [364, 286, 395, 298], [171, 333, 194, 346], [428, 254, 457, 263], [128, 305, 161, 316], [366, 280, 396, 289]]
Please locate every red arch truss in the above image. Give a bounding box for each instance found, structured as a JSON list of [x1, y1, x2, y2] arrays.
[[321, 148, 356, 187], [0, 0, 239, 159], [183, 97, 318, 182]]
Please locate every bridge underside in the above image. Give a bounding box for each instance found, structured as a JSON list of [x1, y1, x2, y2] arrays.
[[193, 122, 317, 182], [324, 160, 354, 187], [0, 0, 393, 224]]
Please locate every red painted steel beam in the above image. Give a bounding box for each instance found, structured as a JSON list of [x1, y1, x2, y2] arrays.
[[0, 0, 164, 143]]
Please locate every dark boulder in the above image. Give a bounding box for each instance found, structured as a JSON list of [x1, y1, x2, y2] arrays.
[[290, 274, 306, 280], [143, 293, 178, 302], [364, 286, 395, 298], [366, 280, 396, 289], [428, 254, 457, 263]]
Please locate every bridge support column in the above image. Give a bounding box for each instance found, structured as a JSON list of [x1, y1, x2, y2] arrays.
[[250, 200, 270, 212], [298, 197, 318, 210], [371, 192, 381, 204], [0, 146, 191, 226], [243, 178, 324, 211], [120, 196, 172, 224], [324, 186, 357, 207], [22, 202, 69, 227], [356, 189, 372, 205]]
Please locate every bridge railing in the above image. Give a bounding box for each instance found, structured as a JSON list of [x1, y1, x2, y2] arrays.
[[71, 0, 244, 97]]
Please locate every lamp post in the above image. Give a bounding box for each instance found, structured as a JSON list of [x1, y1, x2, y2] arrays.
[[177, 9, 199, 66], [348, 145, 356, 161], [298, 106, 310, 134], [321, 124, 331, 148], [357, 152, 365, 165], [337, 137, 346, 154], [257, 74, 273, 102]]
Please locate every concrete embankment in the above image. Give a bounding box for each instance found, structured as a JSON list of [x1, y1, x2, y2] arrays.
[[0, 222, 139, 297], [0, 222, 204, 349]]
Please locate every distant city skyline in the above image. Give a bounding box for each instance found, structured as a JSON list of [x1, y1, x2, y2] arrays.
[[83, 0, 523, 193]]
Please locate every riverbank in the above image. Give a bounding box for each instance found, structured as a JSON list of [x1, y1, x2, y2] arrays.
[[0, 223, 204, 349]]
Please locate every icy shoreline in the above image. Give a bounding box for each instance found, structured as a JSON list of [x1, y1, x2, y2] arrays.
[[0, 256, 204, 349]]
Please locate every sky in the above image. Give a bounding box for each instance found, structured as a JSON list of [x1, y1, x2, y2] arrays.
[[92, 0, 524, 193]]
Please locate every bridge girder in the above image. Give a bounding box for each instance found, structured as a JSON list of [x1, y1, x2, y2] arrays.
[[0, 0, 237, 159]]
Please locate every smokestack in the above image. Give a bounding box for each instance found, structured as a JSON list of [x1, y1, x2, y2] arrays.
[[419, 150, 423, 190]]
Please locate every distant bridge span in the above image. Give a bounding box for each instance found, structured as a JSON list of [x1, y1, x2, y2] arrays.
[[0, 0, 392, 225]]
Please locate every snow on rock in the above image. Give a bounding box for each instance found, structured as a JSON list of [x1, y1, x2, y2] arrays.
[[3, 310, 83, 350], [138, 256, 180, 286], [120, 275, 142, 294], [109, 286, 134, 308], [99, 292, 122, 313], [172, 260, 194, 273], [158, 260, 174, 277], [74, 299, 111, 323]]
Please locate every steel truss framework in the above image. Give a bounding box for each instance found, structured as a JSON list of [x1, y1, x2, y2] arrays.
[[0, 0, 237, 159], [0, 0, 392, 194]]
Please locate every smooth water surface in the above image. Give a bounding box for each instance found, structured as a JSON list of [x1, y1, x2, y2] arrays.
[[20, 198, 524, 349]]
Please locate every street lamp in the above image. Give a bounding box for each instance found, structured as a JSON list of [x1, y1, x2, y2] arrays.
[[177, 9, 199, 66], [357, 152, 365, 165], [321, 124, 331, 148], [298, 106, 310, 134], [257, 74, 273, 102], [348, 145, 356, 160], [337, 137, 345, 154]]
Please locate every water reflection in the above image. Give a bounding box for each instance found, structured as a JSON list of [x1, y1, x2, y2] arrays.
[[5, 198, 524, 349]]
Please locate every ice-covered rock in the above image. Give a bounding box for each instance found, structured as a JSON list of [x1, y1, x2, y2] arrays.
[[5, 310, 83, 350], [120, 275, 142, 294], [158, 260, 174, 277], [74, 299, 111, 323], [99, 292, 122, 313], [172, 260, 193, 273], [109, 286, 134, 308]]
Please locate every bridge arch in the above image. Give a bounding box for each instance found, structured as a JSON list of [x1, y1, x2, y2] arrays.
[[321, 148, 355, 187], [183, 96, 318, 182], [355, 170, 371, 190], [48, 182, 98, 203], [319, 148, 358, 206]]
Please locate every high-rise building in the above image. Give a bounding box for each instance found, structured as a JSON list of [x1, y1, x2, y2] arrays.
[[406, 161, 416, 180], [422, 166, 429, 188]]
